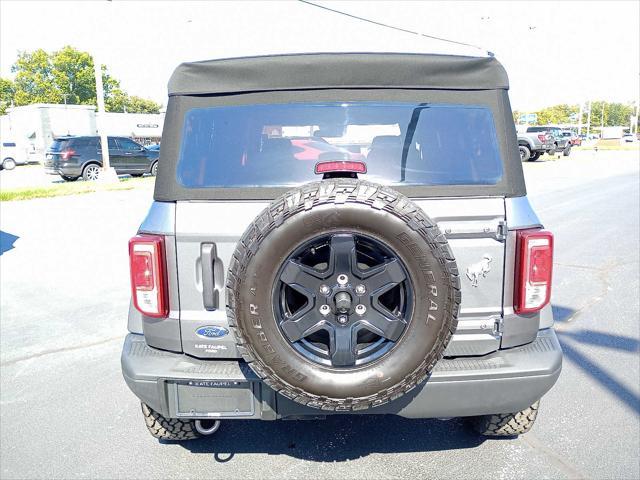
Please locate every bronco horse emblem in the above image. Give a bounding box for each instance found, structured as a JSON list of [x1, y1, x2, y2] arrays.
[[466, 254, 492, 287]]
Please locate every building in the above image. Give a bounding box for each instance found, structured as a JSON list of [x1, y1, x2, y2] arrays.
[[0, 103, 164, 162], [599, 126, 626, 139]]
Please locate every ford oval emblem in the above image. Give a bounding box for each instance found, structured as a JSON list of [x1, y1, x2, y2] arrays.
[[196, 326, 229, 339]]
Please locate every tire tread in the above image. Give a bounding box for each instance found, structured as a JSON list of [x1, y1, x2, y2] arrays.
[[141, 403, 200, 441], [472, 401, 540, 436], [226, 179, 461, 411]]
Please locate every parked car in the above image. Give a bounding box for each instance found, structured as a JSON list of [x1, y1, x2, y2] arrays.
[[44, 136, 160, 181], [0, 141, 28, 170], [517, 131, 554, 161], [561, 130, 581, 146], [122, 53, 561, 442], [622, 133, 637, 143], [526, 126, 572, 156]]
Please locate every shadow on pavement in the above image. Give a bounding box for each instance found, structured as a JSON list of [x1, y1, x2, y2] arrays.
[[180, 415, 484, 462], [553, 304, 640, 415], [560, 329, 639, 353], [551, 305, 574, 322], [558, 340, 640, 415], [0, 230, 19, 255]]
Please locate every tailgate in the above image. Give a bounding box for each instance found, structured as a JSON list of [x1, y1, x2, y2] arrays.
[[175, 197, 506, 359]]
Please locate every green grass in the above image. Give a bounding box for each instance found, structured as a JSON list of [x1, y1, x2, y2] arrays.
[[0, 176, 154, 201], [574, 139, 639, 151]]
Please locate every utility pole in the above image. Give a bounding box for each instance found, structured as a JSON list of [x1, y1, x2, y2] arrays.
[[586, 100, 592, 138], [578, 101, 583, 136], [94, 55, 118, 182], [62, 93, 69, 135]]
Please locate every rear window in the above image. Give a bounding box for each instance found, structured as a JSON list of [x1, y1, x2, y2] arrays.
[[72, 137, 97, 147], [177, 102, 503, 188], [49, 139, 71, 152], [527, 126, 560, 133]]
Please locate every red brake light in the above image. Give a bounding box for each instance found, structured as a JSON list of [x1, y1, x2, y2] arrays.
[[314, 160, 367, 175], [537, 134, 546, 143], [514, 229, 553, 314], [129, 234, 168, 318], [61, 148, 75, 160]]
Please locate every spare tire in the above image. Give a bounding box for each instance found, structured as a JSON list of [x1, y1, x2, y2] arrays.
[[226, 179, 461, 411]]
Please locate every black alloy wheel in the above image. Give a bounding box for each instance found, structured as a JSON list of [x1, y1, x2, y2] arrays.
[[273, 232, 413, 368]]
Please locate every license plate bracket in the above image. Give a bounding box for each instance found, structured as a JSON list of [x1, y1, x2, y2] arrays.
[[172, 380, 255, 418]]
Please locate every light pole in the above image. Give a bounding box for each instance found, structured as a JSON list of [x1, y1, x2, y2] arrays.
[[93, 2, 118, 183]]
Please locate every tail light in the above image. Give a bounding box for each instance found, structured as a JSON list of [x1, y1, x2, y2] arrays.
[[129, 234, 168, 318], [537, 134, 547, 143], [514, 229, 554, 314], [61, 148, 76, 160]]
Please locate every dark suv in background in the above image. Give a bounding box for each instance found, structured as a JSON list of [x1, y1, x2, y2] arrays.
[[44, 136, 160, 181]]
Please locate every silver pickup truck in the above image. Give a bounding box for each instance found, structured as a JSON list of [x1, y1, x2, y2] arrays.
[[121, 53, 562, 442], [517, 131, 554, 161], [519, 126, 573, 161]]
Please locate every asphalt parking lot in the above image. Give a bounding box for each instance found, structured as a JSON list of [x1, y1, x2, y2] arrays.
[[1, 150, 639, 479]]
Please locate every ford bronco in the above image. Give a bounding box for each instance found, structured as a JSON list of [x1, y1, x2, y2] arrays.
[[121, 53, 562, 441]]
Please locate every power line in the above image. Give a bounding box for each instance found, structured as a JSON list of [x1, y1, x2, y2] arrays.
[[298, 0, 492, 56]]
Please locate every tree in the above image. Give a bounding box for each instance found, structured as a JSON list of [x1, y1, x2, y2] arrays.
[[0, 77, 15, 115], [11, 48, 58, 105], [123, 96, 162, 114], [584, 101, 636, 130], [512, 109, 521, 124], [8, 46, 161, 114], [602, 102, 634, 127], [535, 104, 578, 125], [513, 101, 638, 131]]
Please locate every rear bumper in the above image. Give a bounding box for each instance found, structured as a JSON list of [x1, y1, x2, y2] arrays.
[[121, 328, 562, 420], [535, 143, 553, 151], [44, 162, 81, 176]]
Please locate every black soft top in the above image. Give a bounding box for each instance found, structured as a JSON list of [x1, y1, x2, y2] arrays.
[[155, 52, 526, 201], [168, 53, 509, 96]]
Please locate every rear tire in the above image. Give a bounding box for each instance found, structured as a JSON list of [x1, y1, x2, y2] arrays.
[[518, 145, 531, 162], [563, 145, 571, 156], [528, 152, 541, 162], [141, 403, 201, 441], [471, 401, 540, 437], [2, 158, 16, 170], [82, 163, 101, 181], [150, 161, 158, 176]]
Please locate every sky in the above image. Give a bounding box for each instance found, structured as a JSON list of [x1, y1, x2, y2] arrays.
[[1, 0, 638, 111]]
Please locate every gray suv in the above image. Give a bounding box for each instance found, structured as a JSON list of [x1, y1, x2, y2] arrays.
[[121, 53, 561, 441]]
